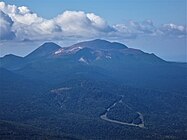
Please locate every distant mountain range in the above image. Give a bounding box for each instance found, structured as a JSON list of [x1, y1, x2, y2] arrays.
[[0, 39, 187, 140], [1, 39, 186, 92]]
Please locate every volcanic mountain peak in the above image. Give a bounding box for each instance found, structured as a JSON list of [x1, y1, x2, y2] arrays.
[[25, 42, 61, 60], [70, 39, 128, 50], [54, 39, 128, 56], [0, 39, 165, 68]]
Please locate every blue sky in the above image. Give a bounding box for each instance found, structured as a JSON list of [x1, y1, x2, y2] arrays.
[[0, 0, 186, 62], [3, 0, 186, 24]]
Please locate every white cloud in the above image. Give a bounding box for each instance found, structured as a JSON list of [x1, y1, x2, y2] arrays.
[[129, 20, 156, 34], [55, 11, 96, 36], [54, 11, 114, 38], [86, 13, 113, 32], [0, 10, 15, 40], [159, 23, 186, 38], [18, 6, 30, 14], [0, 1, 186, 41], [113, 20, 157, 37], [0, 1, 41, 25], [112, 24, 137, 39], [0, 2, 114, 40]]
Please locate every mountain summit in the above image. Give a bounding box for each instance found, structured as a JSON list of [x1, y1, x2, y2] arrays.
[[25, 42, 61, 60], [0, 39, 164, 69], [52, 39, 163, 64], [0, 39, 176, 92], [70, 39, 128, 50]]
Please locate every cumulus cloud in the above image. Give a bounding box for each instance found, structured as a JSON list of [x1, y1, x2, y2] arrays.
[[87, 13, 114, 32], [0, 1, 186, 42], [0, 10, 15, 40], [114, 20, 158, 37], [111, 24, 137, 39], [159, 23, 186, 38], [0, 2, 115, 40], [54, 11, 114, 38], [55, 11, 99, 37], [113, 20, 186, 39], [0, 1, 64, 40], [128, 20, 156, 34]]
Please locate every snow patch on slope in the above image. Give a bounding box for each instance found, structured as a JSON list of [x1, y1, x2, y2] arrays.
[[106, 55, 112, 59], [54, 49, 64, 54], [54, 46, 83, 55], [79, 57, 88, 64]]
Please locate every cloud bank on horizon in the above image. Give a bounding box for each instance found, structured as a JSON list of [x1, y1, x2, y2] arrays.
[[0, 1, 186, 42]]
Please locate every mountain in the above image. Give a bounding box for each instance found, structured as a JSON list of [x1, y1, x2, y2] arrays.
[[0, 54, 23, 70], [0, 39, 187, 140], [1, 39, 186, 93], [53, 39, 162, 64], [68, 39, 128, 50], [2, 39, 184, 92], [25, 42, 61, 60], [0, 39, 163, 66]]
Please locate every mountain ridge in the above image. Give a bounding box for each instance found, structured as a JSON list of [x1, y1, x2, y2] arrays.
[[0, 39, 164, 63], [0, 39, 187, 140]]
